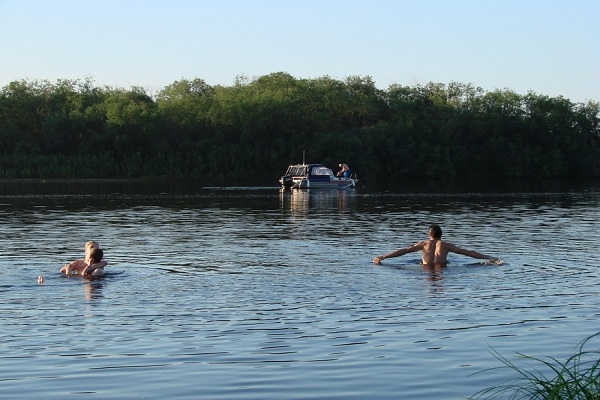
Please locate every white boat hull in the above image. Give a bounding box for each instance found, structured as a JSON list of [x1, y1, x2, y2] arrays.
[[288, 177, 357, 189]]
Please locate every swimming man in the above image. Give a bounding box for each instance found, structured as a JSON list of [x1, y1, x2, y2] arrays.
[[81, 248, 106, 277], [373, 224, 500, 265], [60, 241, 107, 276]]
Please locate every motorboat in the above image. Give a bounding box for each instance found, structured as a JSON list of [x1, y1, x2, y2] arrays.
[[279, 163, 358, 189]]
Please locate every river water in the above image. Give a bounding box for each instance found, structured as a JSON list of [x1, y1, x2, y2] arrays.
[[0, 180, 599, 399]]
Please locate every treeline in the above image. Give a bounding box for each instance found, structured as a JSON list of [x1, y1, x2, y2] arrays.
[[0, 73, 599, 186]]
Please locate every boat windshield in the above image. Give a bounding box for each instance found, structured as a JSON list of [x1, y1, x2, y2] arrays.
[[310, 166, 335, 177], [286, 165, 308, 176]]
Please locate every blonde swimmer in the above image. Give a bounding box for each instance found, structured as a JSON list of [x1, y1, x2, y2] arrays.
[[60, 241, 107, 276]]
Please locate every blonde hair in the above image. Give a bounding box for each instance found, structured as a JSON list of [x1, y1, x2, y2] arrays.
[[84, 241, 99, 250], [83, 241, 100, 262]]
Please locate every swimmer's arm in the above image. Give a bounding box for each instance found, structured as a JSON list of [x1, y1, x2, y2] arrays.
[[447, 244, 499, 262], [374, 242, 424, 264], [60, 259, 83, 274], [82, 260, 107, 275], [81, 264, 98, 276]]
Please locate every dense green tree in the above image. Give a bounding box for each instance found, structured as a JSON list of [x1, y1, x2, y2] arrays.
[[0, 75, 598, 184]]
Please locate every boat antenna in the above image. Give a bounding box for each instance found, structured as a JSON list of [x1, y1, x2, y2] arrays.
[[302, 150, 305, 165]]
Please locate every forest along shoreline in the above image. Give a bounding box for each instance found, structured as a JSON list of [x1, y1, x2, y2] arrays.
[[1, 73, 598, 187]]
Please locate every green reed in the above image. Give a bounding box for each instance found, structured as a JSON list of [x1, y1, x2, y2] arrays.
[[470, 332, 600, 400]]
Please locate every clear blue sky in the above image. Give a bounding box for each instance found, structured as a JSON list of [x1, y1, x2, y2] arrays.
[[1, 0, 598, 102]]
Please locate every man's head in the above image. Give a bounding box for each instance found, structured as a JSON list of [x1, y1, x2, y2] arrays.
[[428, 224, 442, 239], [90, 248, 103, 263]]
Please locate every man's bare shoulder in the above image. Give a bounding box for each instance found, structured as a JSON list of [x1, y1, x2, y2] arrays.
[[443, 241, 471, 253], [438, 240, 454, 248]]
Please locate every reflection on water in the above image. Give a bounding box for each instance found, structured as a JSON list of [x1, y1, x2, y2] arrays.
[[280, 188, 355, 215], [421, 263, 445, 286], [83, 281, 104, 301], [0, 182, 599, 399]]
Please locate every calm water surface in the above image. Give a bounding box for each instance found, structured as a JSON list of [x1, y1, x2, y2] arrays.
[[0, 181, 599, 399]]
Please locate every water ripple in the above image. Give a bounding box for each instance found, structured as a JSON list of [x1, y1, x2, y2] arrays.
[[0, 185, 599, 399]]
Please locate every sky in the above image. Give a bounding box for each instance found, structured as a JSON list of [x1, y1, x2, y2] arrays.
[[1, 0, 598, 103]]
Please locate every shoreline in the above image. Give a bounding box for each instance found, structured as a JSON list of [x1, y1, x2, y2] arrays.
[[0, 178, 200, 183]]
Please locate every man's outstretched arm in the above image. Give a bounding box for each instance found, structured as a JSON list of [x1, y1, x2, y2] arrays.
[[373, 242, 424, 264], [447, 243, 499, 262]]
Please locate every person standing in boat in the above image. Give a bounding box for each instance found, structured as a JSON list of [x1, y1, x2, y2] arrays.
[[337, 163, 351, 179], [373, 224, 500, 265]]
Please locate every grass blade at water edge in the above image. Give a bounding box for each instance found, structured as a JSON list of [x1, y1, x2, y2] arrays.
[[469, 332, 600, 400]]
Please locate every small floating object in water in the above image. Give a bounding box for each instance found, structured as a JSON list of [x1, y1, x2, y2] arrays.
[[37, 275, 44, 284], [482, 259, 504, 266]]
